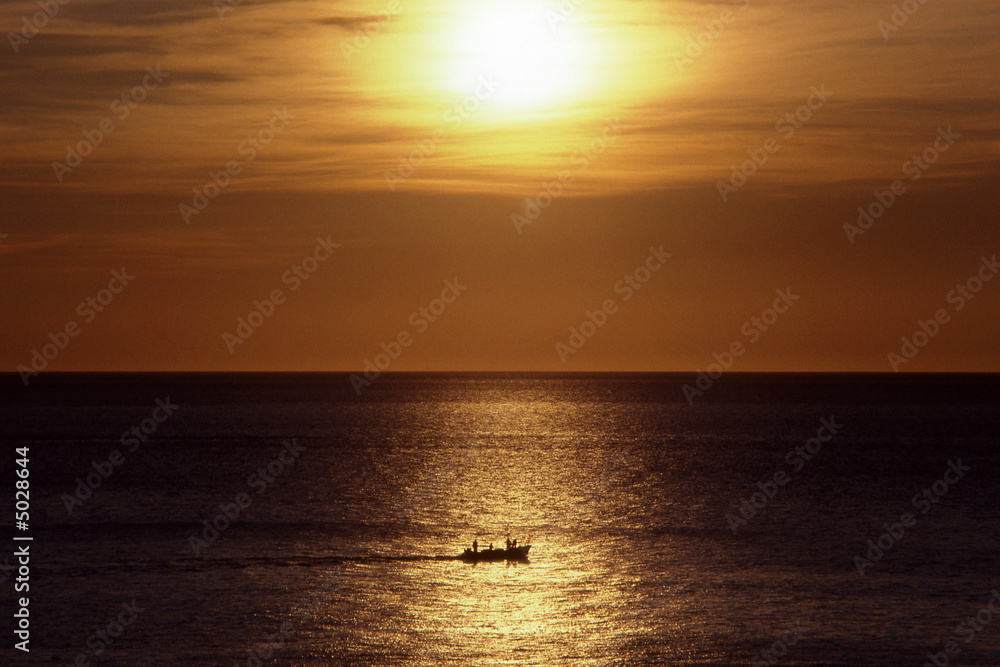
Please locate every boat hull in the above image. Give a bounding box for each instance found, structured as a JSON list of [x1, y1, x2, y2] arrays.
[[458, 545, 530, 563]]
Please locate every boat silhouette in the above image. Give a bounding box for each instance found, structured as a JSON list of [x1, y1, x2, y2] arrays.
[[458, 542, 531, 563]]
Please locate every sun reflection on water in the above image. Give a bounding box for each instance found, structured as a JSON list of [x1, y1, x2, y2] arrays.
[[314, 377, 669, 664], [279, 376, 705, 664]]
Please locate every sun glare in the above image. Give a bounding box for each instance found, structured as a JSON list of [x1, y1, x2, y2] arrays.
[[445, 0, 592, 111]]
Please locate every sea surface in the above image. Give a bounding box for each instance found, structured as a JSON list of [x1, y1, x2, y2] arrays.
[[1, 372, 999, 666]]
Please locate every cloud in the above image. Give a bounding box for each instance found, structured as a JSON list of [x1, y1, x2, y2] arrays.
[[60, 0, 214, 26], [0, 233, 78, 257], [314, 14, 392, 30], [0, 0, 997, 198]]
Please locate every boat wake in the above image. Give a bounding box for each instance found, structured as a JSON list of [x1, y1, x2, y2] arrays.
[[32, 551, 531, 576]]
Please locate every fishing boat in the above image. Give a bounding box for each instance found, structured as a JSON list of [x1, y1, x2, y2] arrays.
[[459, 542, 531, 563]]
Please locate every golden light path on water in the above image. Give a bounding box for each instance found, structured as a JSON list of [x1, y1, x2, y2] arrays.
[[266, 377, 993, 666], [394, 391, 633, 663], [293, 377, 696, 664]]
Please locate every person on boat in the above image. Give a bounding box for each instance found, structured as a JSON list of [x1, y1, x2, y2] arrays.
[[512, 539, 517, 548], [473, 539, 478, 552], [488, 543, 493, 551], [505, 538, 511, 550]]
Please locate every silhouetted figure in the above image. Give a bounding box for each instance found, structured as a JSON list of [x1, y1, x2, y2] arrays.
[[512, 539, 517, 548], [489, 543, 493, 550], [473, 539, 478, 552], [506, 538, 511, 550]]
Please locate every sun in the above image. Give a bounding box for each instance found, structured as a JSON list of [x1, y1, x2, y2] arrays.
[[444, 0, 591, 111]]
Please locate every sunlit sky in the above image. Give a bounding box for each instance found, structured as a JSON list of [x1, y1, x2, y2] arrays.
[[2, 0, 998, 373]]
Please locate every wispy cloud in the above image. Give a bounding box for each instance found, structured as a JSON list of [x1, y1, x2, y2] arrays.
[[0, 0, 996, 198]]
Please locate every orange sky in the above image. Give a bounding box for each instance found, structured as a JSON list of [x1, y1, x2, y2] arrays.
[[1, 0, 998, 374]]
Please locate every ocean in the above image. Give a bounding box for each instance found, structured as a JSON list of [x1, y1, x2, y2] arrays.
[[2, 372, 999, 666]]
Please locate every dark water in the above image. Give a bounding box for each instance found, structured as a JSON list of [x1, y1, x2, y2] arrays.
[[1, 373, 999, 666]]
